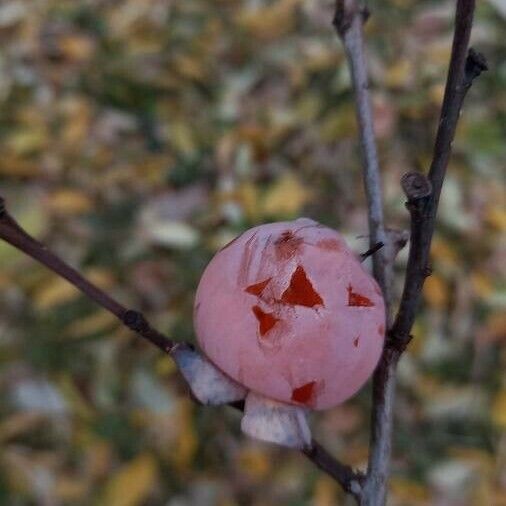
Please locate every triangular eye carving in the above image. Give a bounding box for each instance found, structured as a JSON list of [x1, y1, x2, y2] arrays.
[[347, 284, 374, 307], [245, 278, 272, 296], [291, 381, 316, 405], [252, 305, 279, 336], [281, 265, 324, 308]]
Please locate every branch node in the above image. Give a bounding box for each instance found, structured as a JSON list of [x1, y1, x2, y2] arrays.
[[464, 48, 488, 88], [332, 0, 358, 36], [361, 6, 371, 24], [303, 441, 364, 497], [401, 172, 432, 200], [123, 309, 149, 332], [386, 332, 412, 354]]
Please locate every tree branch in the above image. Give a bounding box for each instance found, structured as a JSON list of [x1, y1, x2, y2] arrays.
[[0, 194, 360, 494], [333, 0, 391, 314], [333, 1, 486, 505], [303, 440, 364, 499], [390, 9, 487, 345], [0, 198, 175, 354]]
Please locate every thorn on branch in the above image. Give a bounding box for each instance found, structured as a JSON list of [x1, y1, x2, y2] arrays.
[[360, 242, 384, 261], [464, 48, 488, 88]]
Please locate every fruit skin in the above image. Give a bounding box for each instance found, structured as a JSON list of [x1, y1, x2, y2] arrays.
[[194, 218, 385, 410]]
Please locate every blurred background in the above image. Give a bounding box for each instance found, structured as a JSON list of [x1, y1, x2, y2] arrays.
[[0, 1, 504, 505]]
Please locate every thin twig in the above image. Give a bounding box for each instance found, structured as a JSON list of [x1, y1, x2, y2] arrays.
[[366, 1, 485, 505], [333, 1, 485, 505], [0, 195, 360, 494], [0, 201, 175, 353], [303, 440, 364, 500], [360, 241, 384, 261], [333, 0, 391, 314], [390, 5, 487, 345], [333, 2, 393, 503]]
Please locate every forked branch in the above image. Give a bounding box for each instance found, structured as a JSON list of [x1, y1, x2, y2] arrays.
[[333, 0, 486, 504]]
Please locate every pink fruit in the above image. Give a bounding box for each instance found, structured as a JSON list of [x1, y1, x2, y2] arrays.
[[194, 218, 385, 410]]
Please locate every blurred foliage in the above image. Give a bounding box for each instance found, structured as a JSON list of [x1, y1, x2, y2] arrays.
[[0, 0, 505, 505]]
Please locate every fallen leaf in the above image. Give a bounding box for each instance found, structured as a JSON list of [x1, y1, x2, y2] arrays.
[[34, 269, 115, 310], [46, 189, 94, 215], [99, 454, 158, 506], [491, 390, 506, 429], [262, 173, 312, 217], [423, 275, 449, 309]]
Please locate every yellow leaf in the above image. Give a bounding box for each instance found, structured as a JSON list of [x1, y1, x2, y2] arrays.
[[174, 54, 206, 81], [262, 173, 312, 217], [60, 98, 92, 146], [171, 400, 198, 471], [99, 454, 158, 506], [431, 236, 458, 264], [155, 355, 177, 377], [478, 312, 506, 345], [384, 59, 413, 88], [238, 182, 261, 221], [312, 476, 339, 506], [169, 122, 195, 154], [46, 189, 93, 215], [470, 272, 494, 299], [485, 207, 506, 231], [407, 320, 426, 356], [303, 46, 338, 73], [6, 128, 47, 154], [84, 440, 113, 480], [423, 274, 448, 309], [296, 93, 323, 122], [63, 311, 118, 339], [236, 0, 300, 41], [491, 489, 506, 506], [133, 155, 171, 185], [55, 475, 88, 502], [491, 390, 506, 429], [448, 447, 494, 472], [389, 477, 429, 504], [237, 445, 271, 480], [415, 375, 441, 399], [34, 268, 115, 310], [58, 35, 95, 61], [0, 412, 45, 443], [34, 279, 76, 310], [423, 41, 452, 67], [0, 154, 40, 178], [429, 83, 445, 106], [57, 375, 95, 420]]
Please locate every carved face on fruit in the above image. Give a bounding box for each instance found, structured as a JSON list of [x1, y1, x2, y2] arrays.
[[194, 218, 385, 411]]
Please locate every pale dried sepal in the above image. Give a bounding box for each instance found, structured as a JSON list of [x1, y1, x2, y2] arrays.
[[241, 391, 311, 449], [172, 345, 247, 405]]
